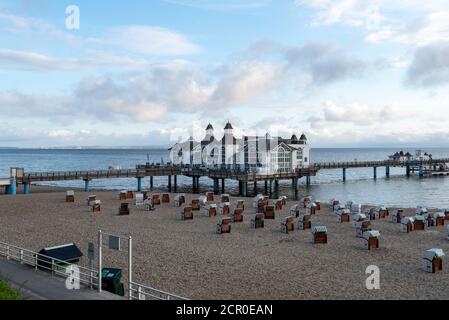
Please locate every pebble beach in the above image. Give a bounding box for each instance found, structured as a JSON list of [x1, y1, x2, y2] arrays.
[[1, 186, 448, 300]]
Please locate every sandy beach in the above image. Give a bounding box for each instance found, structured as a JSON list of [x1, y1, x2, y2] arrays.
[[1, 186, 448, 300]]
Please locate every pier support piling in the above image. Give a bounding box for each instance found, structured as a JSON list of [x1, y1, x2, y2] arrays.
[[150, 176, 154, 190], [253, 181, 257, 194], [137, 177, 142, 192], [23, 183, 30, 195], [419, 166, 424, 177], [264, 180, 268, 194], [221, 179, 225, 194], [8, 179, 17, 195], [342, 168, 347, 182], [83, 179, 91, 192], [306, 176, 311, 185], [213, 178, 219, 195], [174, 175, 177, 192], [385, 166, 390, 177], [168, 175, 172, 192], [5, 185, 10, 195], [406, 166, 411, 177], [269, 179, 274, 195], [373, 167, 377, 180]]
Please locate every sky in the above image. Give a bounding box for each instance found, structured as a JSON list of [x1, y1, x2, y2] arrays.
[[1, 0, 449, 148]]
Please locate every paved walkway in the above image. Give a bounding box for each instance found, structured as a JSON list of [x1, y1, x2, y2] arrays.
[[0, 259, 124, 300]]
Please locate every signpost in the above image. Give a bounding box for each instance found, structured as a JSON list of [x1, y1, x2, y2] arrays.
[[97, 230, 133, 299]]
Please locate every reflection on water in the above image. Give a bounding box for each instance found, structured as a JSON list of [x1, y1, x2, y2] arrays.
[[1, 148, 449, 208]]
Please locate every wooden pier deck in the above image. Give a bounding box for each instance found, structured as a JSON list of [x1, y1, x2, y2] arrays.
[[3, 157, 449, 196]]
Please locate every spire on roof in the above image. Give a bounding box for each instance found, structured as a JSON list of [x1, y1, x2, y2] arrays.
[[300, 133, 307, 140], [224, 122, 233, 130], [206, 123, 213, 130]]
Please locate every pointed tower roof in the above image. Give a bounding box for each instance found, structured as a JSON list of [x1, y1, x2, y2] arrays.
[[224, 122, 233, 130], [300, 133, 307, 140], [206, 123, 213, 130]]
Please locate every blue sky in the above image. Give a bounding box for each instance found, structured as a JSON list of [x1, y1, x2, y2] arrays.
[[1, 0, 449, 147]]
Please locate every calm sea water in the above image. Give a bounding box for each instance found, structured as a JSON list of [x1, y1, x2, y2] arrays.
[[1, 148, 449, 208]]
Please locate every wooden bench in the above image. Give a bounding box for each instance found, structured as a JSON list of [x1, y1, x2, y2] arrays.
[[119, 203, 130, 216], [251, 213, 265, 229], [181, 206, 193, 220], [281, 216, 295, 234], [216, 216, 232, 234]]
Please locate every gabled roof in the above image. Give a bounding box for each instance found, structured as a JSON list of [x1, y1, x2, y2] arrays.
[[206, 123, 213, 130], [224, 122, 233, 130], [300, 134, 307, 140]]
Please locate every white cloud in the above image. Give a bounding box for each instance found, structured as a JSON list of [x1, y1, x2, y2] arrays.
[[106, 26, 200, 56]]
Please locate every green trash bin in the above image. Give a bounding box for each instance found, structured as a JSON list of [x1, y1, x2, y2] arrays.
[[101, 268, 125, 296]]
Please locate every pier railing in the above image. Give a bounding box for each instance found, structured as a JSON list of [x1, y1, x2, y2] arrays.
[[129, 282, 188, 300], [0, 241, 98, 289]]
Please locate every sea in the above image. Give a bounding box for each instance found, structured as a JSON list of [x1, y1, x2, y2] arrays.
[[1, 147, 449, 208]]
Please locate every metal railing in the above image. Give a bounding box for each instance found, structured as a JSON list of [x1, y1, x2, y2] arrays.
[[129, 282, 188, 300], [0, 241, 98, 289]]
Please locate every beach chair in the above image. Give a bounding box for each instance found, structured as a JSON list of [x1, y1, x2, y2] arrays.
[[252, 195, 266, 209], [198, 195, 208, 208], [280, 196, 287, 206], [181, 206, 193, 220], [281, 216, 295, 234], [119, 191, 127, 201], [312, 226, 328, 244], [126, 190, 134, 199], [315, 200, 321, 211], [297, 214, 312, 230], [162, 193, 170, 204], [204, 204, 217, 217], [445, 210, 449, 221], [142, 191, 149, 200], [220, 202, 230, 215], [87, 195, 97, 207], [143, 199, 154, 211], [191, 199, 201, 211], [356, 221, 371, 238], [221, 194, 230, 203], [364, 207, 376, 220], [174, 194, 186, 207], [135, 193, 144, 207], [307, 202, 318, 215], [336, 208, 351, 223], [433, 212, 445, 227], [206, 192, 214, 202], [216, 216, 232, 234], [413, 215, 426, 231], [422, 249, 444, 273], [290, 204, 300, 218], [300, 196, 312, 208], [363, 230, 380, 250], [416, 206, 428, 215], [391, 209, 404, 223], [119, 203, 130, 216], [264, 205, 275, 220], [234, 200, 245, 210], [330, 199, 340, 212], [349, 203, 362, 215], [66, 190, 75, 203], [152, 194, 161, 206], [232, 208, 244, 223], [274, 199, 284, 211], [92, 200, 101, 213], [400, 217, 414, 233], [376, 206, 389, 219], [251, 213, 265, 229]]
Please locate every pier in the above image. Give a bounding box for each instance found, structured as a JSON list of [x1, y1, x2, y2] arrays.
[[2, 157, 449, 197]]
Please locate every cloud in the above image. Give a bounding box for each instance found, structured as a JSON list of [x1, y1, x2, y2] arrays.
[[298, 1, 449, 46], [106, 26, 200, 56], [406, 43, 449, 87], [284, 43, 365, 85]]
